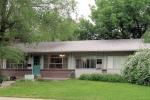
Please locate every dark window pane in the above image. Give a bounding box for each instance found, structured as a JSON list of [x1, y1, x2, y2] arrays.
[[56, 64, 62, 69], [97, 59, 102, 64], [50, 58, 55, 63], [76, 59, 80, 68], [87, 59, 89, 68], [91, 59, 96, 68], [55, 58, 62, 63]]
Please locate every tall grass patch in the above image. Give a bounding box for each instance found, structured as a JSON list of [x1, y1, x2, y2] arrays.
[[79, 73, 127, 83]]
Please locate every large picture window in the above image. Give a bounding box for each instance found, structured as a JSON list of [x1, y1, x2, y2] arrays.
[[107, 56, 127, 69], [76, 56, 102, 69], [44, 54, 68, 69]]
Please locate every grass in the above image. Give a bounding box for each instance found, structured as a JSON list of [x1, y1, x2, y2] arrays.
[[0, 79, 150, 100]]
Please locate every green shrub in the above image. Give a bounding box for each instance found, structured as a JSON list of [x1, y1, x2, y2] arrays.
[[70, 71, 75, 79], [122, 49, 150, 86], [79, 74, 91, 80], [1, 76, 9, 81], [79, 73, 127, 83]]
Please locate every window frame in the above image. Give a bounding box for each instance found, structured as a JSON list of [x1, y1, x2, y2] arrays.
[[107, 56, 127, 70], [75, 56, 103, 69], [6, 58, 28, 69], [43, 54, 68, 69]]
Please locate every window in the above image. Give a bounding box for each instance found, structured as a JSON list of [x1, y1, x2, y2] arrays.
[[6, 57, 28, 69], [107, 56, 127, 69], [34, 56, 40, 65], [97, 59, 102, 64], [76, 56, 102, 69], [44, 54, 68, 69]]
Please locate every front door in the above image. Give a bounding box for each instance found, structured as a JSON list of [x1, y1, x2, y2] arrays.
[[33, 56, 40, 75]]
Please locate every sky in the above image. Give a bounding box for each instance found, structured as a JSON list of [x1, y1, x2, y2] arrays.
[[72, 0, 95, 20]]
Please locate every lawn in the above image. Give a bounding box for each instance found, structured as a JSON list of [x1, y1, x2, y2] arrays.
[[0, 79, 150, 100]]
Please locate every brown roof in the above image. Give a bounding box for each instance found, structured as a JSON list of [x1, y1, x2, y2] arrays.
[[18, 39, 150, 53]]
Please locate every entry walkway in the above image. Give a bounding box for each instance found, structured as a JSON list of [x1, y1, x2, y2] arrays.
[[0, 97, 52, 100], [0, 81, 16, 88], [0, 78, 69, 88]]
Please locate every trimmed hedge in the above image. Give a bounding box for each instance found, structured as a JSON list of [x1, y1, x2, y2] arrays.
[[79, 74, 127, 83]]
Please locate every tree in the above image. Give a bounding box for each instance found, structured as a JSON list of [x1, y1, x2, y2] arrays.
[[0, 0, 77, 64], [87, 0, 150, 39], [142, 28, 150, 43], [33, 0, 78, 41], [36, 13, 78, 41], [75, 18, 96, 40]]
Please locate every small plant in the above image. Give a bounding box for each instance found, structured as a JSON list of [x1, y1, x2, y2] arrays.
[[2, 76, 9, 81], [70, 71, 75, 79]]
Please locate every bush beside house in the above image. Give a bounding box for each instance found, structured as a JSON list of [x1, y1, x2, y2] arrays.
[[122, 49, 150, 86]]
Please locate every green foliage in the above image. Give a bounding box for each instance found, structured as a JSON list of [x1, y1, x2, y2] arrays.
[[1, 76, 9, 81], [142, 28, 150, 43], [82, 0, 150, 39], [36, 77, 51, 82], [0, 46, 26, 63], [79, 74, 91, 80], [33, 0, 78, 41], [75, 18, 96, 40], [122, 49, 150, 86], [0, 0, 77, 64], [70, 71, 75, 79], [79, 74, 127, 83], [38, 16, 78, 41]]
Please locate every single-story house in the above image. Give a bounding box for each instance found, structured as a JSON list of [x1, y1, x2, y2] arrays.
[[1, 39, 150, 78]]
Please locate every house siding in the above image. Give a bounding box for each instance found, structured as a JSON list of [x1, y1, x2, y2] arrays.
[[41, 69, 74, 78], [2, 69, 32, 77], [2, 69, 74, 78]]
